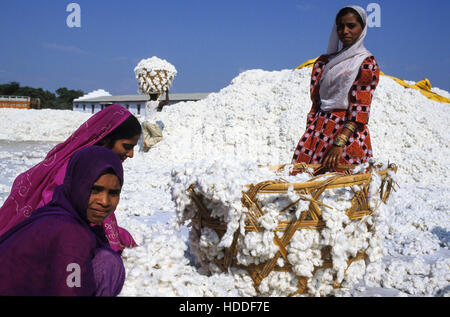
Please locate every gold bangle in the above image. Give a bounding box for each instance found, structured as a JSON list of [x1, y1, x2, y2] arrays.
[[338, 134, 348, 142], [333, 135, 347, 147], [344, 122, 357, 133], [334, 139, 346, 147]]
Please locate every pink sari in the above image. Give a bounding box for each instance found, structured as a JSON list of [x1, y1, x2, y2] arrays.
[[0, 104, 137, 253]]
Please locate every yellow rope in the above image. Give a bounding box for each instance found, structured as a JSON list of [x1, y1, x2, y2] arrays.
[[295, 57, 450, 103]]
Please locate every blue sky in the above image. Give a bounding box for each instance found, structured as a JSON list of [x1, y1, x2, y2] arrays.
[[0, 0, 449, 95]]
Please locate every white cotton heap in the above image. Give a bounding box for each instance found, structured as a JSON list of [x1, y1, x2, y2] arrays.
[[170, 158, 389, 296], [74, 89, 112, 101], [134, 56, 177, 94], [119, 217, 240, 296], [1, 64, 448, 297]]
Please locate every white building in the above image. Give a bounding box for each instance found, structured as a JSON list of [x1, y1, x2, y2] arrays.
[[73, 93, 210, 116]]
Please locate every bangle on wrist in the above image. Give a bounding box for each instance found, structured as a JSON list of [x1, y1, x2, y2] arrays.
[[338, 133, 348, 142], [344, 122, 357, 133], [334, 138, 346, 147], [333, 134, 348, 147]]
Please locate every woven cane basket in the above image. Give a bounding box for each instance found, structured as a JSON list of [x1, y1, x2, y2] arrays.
[[138, 69, 172, 94], [187, 162, 398, 296]]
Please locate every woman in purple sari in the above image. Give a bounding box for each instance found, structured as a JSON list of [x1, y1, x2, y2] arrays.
[[0, 104, 141, 253], [0, 146, 126, 296]]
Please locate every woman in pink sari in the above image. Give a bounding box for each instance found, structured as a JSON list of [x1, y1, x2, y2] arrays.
[[0, 104, 141, 253]]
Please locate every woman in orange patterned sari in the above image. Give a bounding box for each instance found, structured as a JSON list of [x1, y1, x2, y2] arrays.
[[292, 6, 379, 172]]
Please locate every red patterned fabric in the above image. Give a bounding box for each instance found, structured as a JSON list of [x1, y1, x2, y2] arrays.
[[292, 55, 380, 166]]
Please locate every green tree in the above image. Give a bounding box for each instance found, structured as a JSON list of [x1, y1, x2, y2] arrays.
[[55, 87, 84, 110], [0, 82, 84, 109], [0, 82, 20, 95]]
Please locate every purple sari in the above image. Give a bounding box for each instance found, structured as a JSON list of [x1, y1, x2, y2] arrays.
[[0, 146, 126, 296], [0, 104, 137, 252]]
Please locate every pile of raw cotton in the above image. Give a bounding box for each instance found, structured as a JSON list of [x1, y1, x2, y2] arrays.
[[134, 56, 177, 94], [170, 158, 391, 296], [147, 68, 311, 165], [0, 108, 89, 142], [1, 63, 448, 296], [145, 67, 449, 182], [74, 89, 111, 101]]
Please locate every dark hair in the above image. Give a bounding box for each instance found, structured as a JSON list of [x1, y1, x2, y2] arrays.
[[336, 7, 365, 29], [95, 114, 142, 148], [100, 167, 117, 176], [97, 167, 123, 186], [92, 167, 123, 188]]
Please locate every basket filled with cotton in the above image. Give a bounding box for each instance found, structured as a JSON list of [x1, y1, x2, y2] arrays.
[[170, 159, 398, 296], [134, 56, 177, 94]]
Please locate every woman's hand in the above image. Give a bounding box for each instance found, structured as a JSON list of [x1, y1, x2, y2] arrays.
[[322, 145, 344, 169]]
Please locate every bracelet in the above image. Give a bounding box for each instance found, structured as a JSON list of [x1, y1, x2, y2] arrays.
[[344, 122, 357, 133], [337, 133, 349, 142], [333, 134, 348, 147]]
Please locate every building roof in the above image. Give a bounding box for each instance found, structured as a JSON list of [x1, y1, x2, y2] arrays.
[[74, 93, 211, 103]]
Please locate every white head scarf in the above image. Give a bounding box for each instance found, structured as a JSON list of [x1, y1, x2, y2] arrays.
[[319, 5, 372, 112]]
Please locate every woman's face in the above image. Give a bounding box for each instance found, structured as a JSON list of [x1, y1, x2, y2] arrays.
[[110, 134, 140, 162], [86, 173, 121, 224], [336, 13, 363, 48]]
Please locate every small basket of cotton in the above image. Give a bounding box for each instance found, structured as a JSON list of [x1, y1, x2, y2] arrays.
[[171, 159, 398, 296], [134, 56, 177, 94]]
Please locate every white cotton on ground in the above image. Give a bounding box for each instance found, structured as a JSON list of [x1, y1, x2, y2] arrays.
[[0, 109, 90, 142], [74, 89, 112, 101], [0, 66, 448, 297], [119, 217, 239, 296]]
